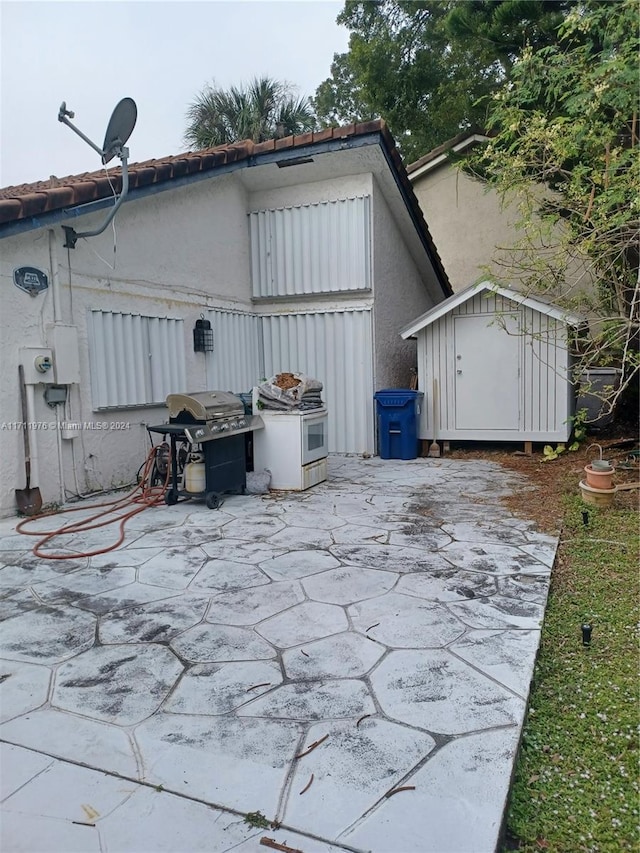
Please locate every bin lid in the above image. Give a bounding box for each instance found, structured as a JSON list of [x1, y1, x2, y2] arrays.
[[374, 389, 423, 407], [374, 389, 423, 396]]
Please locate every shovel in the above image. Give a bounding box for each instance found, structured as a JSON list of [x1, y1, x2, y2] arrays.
[[15, 364, 43, 516]]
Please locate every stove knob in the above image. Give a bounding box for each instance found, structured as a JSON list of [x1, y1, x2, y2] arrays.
[[195, 428, 205, 439], [211, 424, 220, 433], [220, 423, 229, 431], [237, 418, 246, 428]]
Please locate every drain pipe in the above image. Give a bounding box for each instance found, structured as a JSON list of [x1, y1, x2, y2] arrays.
[[48, 230, 67, 506]]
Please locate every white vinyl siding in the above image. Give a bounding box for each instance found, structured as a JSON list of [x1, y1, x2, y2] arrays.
[[87, 310, 186, 410], [205, 309, 262, 393], [261, 309, 374, 454], [249, 196, 372, 298]]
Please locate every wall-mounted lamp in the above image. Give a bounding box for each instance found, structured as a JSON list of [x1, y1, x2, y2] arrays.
[[193, 315, 214, 353]]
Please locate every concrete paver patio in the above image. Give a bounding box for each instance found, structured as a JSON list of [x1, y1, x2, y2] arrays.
[[0, 456, 558, 853]]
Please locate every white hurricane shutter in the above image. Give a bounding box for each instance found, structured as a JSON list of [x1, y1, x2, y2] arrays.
[[205, 309, 262, 392], [249, 196, 372, 297], [87, 310, 186, 409], [261, 309, 374, 454]]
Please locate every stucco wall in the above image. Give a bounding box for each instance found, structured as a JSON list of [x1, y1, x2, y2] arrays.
[[371, 178, 434, 393], [412, 166, 518, 292], [0, 177, 252, 517], [248, 174, 373, 214]]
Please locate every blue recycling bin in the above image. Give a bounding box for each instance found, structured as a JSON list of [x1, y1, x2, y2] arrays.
[[374, 389, 423, 460]]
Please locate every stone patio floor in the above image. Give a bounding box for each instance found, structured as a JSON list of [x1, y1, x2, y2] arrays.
[[0, 455, 558, 853]]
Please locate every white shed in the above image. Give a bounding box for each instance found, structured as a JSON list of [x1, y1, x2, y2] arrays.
[[401, 282, 584, 446]]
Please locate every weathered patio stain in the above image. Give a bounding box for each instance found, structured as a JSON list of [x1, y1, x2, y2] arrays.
[[0, 456, 557, 853]]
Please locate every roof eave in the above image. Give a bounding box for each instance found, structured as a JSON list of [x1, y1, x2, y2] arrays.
[[401, 281, 584, 338]]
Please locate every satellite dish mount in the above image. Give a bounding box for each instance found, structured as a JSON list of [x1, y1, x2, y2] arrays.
[[57, 98, 137, 248]]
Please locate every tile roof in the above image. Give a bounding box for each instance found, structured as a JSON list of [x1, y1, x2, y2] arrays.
[[0, 121, 384, 223], [0, 119, 452, 296]]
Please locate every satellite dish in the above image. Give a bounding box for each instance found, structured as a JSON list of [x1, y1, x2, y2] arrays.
[[102, 98, 137, 164], [57, 97, 138, 248]]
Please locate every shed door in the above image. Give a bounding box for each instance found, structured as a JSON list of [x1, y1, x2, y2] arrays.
[[454, 314, 520, 430]]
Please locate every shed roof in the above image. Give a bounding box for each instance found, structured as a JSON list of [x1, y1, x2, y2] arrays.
[[406, 130, 489, 182], [401, 281, 585, 339], [0, 119, 452, 298]]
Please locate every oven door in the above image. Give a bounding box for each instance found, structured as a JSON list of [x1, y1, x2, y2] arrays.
[[301, 411, 328, 465]]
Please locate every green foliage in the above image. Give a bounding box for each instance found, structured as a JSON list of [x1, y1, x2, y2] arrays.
[[446, 0, 577, 73], [472, 1, 640, 406], [313, 1, 581, 161], [543, 409, 589, 460], [184, 76, 316, 149], [542, 443, 566, 461], [505, 499, 639, 851], [313, 1, 503, 161], [244, 811, 270, 829]]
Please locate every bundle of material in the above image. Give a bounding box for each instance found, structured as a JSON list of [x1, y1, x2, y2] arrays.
[[255, 373, 324, 411]]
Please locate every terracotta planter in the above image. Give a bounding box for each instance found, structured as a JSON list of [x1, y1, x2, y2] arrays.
[[584, 464, 614, 491]]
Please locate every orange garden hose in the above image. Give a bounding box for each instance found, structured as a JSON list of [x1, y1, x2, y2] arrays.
[[16, 444, 170, 560]]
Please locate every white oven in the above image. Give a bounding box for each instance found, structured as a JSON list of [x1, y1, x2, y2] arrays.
[[253, 408, 329, 491]]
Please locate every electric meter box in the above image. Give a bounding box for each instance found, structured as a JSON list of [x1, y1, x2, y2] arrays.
[[47, 324, 80, 384], [19, 347, 55, 384]]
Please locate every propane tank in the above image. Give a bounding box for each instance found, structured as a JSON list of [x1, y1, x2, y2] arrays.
[[184, 452, 206, 494]]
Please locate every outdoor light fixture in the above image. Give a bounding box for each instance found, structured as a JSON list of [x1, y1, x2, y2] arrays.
[[193, 316, 214, 353]]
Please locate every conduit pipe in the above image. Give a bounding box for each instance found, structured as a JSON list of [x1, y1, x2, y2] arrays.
[[48, 229, 67, 505]]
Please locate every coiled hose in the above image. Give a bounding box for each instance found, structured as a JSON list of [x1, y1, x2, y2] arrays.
[[16, 443, 170, 560]]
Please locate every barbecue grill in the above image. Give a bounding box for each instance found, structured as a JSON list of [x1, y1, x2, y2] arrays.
[[147, 391, 264, 508]]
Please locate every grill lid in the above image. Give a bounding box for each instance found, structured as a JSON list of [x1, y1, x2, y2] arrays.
[[166, 391, 244, 421]]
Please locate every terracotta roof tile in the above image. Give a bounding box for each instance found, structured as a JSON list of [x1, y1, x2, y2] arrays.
[[0, 120, 452, 297], [253, 139, 276, 155], [0, 123, 391, 221], [310, 127, 334, 143], [274, 136, 294, 151], [0, 198, 22, 225], [292, 131, 314, 147]]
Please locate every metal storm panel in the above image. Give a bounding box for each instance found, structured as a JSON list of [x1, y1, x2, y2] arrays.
[[205, 309, 262, 393], [249, 196, 372, 298], [87, 310, 186, 409], [261, 309, 374, 454]]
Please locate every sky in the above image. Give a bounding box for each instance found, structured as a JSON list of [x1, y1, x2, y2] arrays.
[[0, 0, 350, 187]]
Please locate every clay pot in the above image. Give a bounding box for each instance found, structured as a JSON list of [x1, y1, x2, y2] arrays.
[[584, 464, 614, 491]]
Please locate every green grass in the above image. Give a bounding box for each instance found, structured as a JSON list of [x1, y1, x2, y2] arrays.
[[504, 497, 639, 852]]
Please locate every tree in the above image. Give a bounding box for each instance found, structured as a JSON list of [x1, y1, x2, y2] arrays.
[[184, 76, 316, 149], [313, 1, 579, 161], [445, 0, 577, 74], [469, 0, 639, 411]]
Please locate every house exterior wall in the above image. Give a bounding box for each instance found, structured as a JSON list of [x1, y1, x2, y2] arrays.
[[205, 309, 262, 393], [248, 174, 378, 454], [261, 309, 375, 454], [371, 178, 434, 392], [248, 174, 373, 215], [1, 166, 441, 516], [416, 292, 573, 443], [411, 166, 518, 292], [0, 177, 252, 517], [249, 196, 372, 298]]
